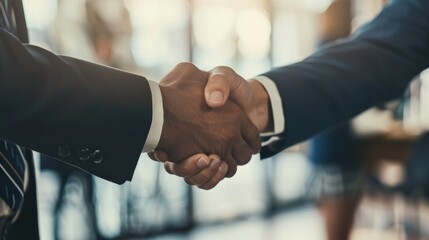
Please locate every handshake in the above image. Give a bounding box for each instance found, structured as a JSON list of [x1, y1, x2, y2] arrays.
[[149, 62, 272, 190]]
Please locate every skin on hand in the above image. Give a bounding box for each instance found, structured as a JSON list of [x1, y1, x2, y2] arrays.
[[162, 153, 228, 190], [156, 62, 260, 177], [149, 65, 272, 189], [204, 66, 273, 133]]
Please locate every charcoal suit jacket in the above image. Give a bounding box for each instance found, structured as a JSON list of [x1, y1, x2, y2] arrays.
[[0, 1, 154, 185]]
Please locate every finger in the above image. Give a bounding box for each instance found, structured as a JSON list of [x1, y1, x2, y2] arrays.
[[199, 161, 229, 190], [184, 177, 193, 185], [231, 139, 253, 166], [208, 67, 252, 108], [241, 118, 261, 154], [164, 162, 173, 174], [225, 154, 238, 178], [163, 153, 210, 177], [185, 155, 222, 186], [149, 150, 169, 163], [205, 71, 231, 108], [147, 151, 156, 161], [161, 62, 200, 85]]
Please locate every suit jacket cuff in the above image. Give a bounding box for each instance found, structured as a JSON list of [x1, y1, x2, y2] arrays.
[[143, 80, 163, 152]]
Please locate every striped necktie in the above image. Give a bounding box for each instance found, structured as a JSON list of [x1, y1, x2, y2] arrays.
[[0, 140, 25, 213], [0, 0, 16, 34]]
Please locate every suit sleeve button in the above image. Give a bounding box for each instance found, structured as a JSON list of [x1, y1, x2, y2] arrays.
[[57, 145, 71, 157], [91, 150, 103, 163], [77, 148, 91, 161]]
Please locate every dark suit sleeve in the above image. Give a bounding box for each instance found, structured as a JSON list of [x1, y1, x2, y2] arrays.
[[260, 0, 429, 158], [0, 29, 153, 184]]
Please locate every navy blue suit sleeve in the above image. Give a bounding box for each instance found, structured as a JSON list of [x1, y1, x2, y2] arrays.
[[0, 29, 153, 184], [261, 0, 429, 158]]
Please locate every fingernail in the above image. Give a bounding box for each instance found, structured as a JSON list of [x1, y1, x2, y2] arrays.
[[210, 158, 221, 170], [197, 157, 209, 169], [219, 162, 228, 172], [209, 91, 224, 104]]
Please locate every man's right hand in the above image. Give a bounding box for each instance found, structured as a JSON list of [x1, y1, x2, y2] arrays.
[[151, 65, 273, 189], [155, 63, 261, 177]]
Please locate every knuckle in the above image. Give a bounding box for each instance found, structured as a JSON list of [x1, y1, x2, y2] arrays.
[[211, 73, 228, 83], [187, 177, 199, 185], [203, 182, 215, 190], [177, 62, 196, 71], [216, 66, 233, 73], [234, 153, 249, 165], [253, 141, 261, 153], [240, 155, 251, 165], [176, 62, 191, 67], [200, 171, 212, 181]]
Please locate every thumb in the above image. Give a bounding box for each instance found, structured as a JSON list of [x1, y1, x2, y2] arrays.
[[205, 67, 252, 111], [205, 71, 231, 108]]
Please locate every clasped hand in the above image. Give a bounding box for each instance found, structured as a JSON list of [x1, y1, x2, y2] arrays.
[[149, 62, 271, 189]]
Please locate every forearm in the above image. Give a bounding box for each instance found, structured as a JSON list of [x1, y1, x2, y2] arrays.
[[0, 29, 152, 183], [260, 0, 429, 157]]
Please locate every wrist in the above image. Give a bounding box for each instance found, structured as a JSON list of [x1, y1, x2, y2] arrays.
[[248, 80, 273, 133]]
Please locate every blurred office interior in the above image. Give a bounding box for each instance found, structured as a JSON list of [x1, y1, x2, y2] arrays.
[[22, 0, 429, 239]]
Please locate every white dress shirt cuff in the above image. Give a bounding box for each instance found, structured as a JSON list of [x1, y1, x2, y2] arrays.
[[143, 80, 164, 152], [253, 76, 285, 137]]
